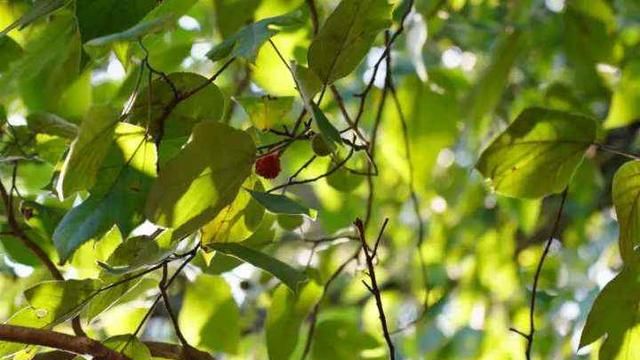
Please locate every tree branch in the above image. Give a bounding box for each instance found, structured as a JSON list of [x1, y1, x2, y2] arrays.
[[0, 325, 128, 360], [512, 188, 569, 360], [354, 218, 395, 360]]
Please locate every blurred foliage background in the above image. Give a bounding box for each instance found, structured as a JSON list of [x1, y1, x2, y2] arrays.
[[1, 0, 639, 359]]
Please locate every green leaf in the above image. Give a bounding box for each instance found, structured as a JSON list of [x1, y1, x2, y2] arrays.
[[207, 242, 307, 292], [266, 282, 322, 360], [247, 190, 312, 216], [580, 269, 640, 360], [476, 107, 596, 198], [54, 123, 157, 262], [612, 161, 640, 264], [24, 279, 101, 326], [26, 112, 78, 139], [310, 103, 342, 151], [465, 30, 525, 123], [307, 0, 392, 84], [206, 11, 304, 62], [84, 15, 175, 48], [201, 179, 265, 244], [103, 335, 151, 360], [604, 61, 640, 129], [145, 122, 255, 238], [178, 274, 240, 354], [1, 0, 70, 35], [57, 106, 119, 198], [0, 36, 22, 72], [237, 96, 294, 130], [98, 235, 164, 275], [75, 0, 157, 43]]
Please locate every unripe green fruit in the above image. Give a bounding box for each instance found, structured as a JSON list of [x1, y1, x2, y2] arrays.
[[311, 135, 332, 157]]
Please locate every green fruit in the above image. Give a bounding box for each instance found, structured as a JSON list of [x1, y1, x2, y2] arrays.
[[311, 134, 332, 157]]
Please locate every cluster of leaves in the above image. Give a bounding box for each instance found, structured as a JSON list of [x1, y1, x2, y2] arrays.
[[1, 0, 640, 359]]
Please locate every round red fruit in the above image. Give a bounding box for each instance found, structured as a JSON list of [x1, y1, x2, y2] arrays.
[[255, 152, 281, 179]]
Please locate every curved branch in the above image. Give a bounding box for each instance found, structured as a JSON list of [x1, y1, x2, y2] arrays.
[[0, 324, 128, 360]]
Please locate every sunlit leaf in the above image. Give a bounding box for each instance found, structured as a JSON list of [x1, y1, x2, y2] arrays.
[[580, 269, 640, 360], [54, 123, 157, 262], [476, 107, 596, 198], [612, 161, 640, 264], [24, 279, 100, 326], [237, 96, 294, 130], [307, 0, 392, 84], [206, 11, 304, 62], [145, 122, 255, 238]]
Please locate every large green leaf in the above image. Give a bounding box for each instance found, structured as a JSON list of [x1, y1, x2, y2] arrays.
[[75, 0, 157, 43], [57, 106, 119, 198], [266, 282, 322, 360], [612, 161, 640, 264], [206, 11, 304, 62], [307, 0, 392, 84], [580, 269, 640, 360], [54, 123, 157, 262], [145, 122, 255, 238], [476, 107, 596, 198], [207, 243, 307, 293], [178, 274, 240, 354], [24, 279, 101, 326]]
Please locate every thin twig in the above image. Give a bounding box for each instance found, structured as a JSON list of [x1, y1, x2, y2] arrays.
[[511, 188, 569, 360], [355, 218, 394, 360]]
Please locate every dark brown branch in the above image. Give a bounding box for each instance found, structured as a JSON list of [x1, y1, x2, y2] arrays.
[[354, 218, 395, 360], [159, 263, 191, 349], [267, 147, 354, 193], [0, 324, 128, 360], [511, 188, 569, 360]]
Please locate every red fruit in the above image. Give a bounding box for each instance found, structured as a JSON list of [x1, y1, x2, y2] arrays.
[[255, 152, 281, 179]]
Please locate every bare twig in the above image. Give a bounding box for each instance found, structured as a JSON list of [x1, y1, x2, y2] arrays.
[[355, 218, 395, 360], [511, 188, 569, 360], [159, 263, 191, 349]]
